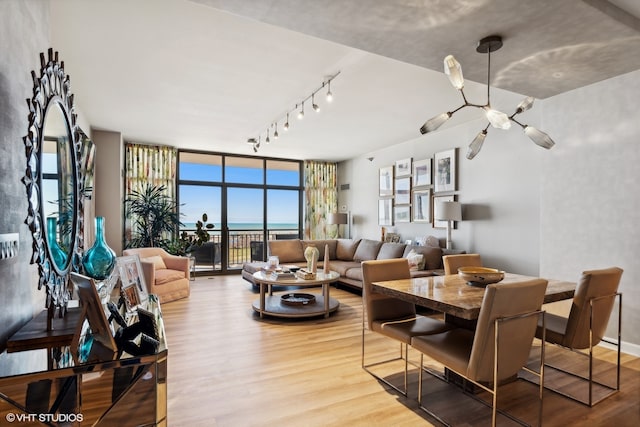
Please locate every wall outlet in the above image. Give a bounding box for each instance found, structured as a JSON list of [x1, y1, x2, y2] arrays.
[[0, 233, 19, 259]]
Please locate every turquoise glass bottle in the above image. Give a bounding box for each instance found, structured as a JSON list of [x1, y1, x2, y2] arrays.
[[82, 216, 116, 280], [47, 217, 68, 270]]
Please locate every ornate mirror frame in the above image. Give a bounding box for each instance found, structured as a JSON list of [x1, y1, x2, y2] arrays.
[[23, 49, 85, 319]]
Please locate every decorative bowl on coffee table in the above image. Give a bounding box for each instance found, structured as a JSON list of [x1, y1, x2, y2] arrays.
[[458, 267, 505, 287]]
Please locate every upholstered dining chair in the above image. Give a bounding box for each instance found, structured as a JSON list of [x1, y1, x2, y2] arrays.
[[361, 259, 453, 397], [412, 279, 548, 427], [535, 266, 623, 407], [443, 253, 482, 275]]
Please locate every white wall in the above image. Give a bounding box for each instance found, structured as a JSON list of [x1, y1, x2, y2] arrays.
[[338, 70, 640, 348]]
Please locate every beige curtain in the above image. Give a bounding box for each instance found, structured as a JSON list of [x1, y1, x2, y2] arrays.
[[124, 143, 178, 243], [304, 161, 338, 239]]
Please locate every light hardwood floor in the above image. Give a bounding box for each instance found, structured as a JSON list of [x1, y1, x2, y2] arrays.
[[161, 275, 640, 426]]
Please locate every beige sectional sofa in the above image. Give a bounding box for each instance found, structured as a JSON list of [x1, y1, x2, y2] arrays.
[[242, 238, 460, 290]]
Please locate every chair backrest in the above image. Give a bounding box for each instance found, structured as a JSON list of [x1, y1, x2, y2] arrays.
[[563, 267, 623, 349], [123, 247, 169, 259], [467, 279, 548, 383], [443, 254, 482, 275], [361, 259, 414, 329]]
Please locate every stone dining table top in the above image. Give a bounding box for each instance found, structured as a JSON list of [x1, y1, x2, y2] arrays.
[[372, 273, 576, 320]]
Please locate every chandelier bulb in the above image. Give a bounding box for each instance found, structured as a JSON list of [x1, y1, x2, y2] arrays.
[[516, 96, 535, 114], [420, 112, 452, 134], [524, 126, 555, 149], [484, 107, 511, 130], [444, 55, 464, 90], [466, 130, 487, 160]]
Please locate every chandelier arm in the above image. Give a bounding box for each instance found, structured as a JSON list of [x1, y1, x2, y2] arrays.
[[450, 104, 469, 115], [510, 117, 527, 129]]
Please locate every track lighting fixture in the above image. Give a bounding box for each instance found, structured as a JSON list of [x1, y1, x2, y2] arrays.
[[246, 71, 340, 152], [419, 35, 556, 159]]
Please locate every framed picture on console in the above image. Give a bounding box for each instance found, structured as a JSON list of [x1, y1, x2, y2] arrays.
[[434, 149, 457, 193], [117, 255, 148, 311]]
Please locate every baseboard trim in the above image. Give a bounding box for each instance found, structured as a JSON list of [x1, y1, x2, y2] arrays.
[[599, 338, 640, 357]]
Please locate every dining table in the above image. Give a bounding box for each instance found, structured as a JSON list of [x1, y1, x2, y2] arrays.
[[371, 272, 576, 322]]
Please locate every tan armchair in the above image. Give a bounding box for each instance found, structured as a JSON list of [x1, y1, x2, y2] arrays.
[[442, 253, 482, 275], [535, 266, 623, 406], [122, 248, 190, 303]]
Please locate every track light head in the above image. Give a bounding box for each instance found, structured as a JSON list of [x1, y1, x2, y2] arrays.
[[312, 93, 320, 112], [326, 80, 333, 102], [284, 113, 290, 130], [298, 102, 304, 119]]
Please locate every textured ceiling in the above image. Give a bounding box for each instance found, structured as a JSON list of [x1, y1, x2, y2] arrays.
[[49, 0, 640, 161], [194, 0, 640, 99]]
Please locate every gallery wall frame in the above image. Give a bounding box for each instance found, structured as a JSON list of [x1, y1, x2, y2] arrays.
[[412, 188, 431, 222], [434, 148, 457, 193], [379, 166, 394, 197], [395, 158, 412, 178], [394, 205, 411, 223], [394, 177, 411, 205], [412, 158, 432, 187], [378, 199, 393, 226]]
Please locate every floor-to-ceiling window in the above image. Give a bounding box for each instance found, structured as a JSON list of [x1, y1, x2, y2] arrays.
[[178, 151, 302, 274]]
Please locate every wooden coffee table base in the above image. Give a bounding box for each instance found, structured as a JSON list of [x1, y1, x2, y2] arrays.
[[252, 295, 340, 318]]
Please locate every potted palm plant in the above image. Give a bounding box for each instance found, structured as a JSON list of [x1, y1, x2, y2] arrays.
[[125, 184, 180, 249]]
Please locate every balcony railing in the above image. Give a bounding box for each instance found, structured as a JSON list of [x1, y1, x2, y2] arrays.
[[180, 228, 299, 270]]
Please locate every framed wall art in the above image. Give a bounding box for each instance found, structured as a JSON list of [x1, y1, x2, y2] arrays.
[[117, 255, 149, 311], [433, 194, 456, 229], [412, 188, 431, 222], [378, 199, 393, 226], [395, 158, 412, 178], [394, 205, 411, 223], [434, 148, 457, 193], [379, 166, 394, 197], [394, 177, 411, 205], [412, 158, 432, 187]]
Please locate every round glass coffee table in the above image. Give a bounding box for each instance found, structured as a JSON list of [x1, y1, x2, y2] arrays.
[[252, 270, 340, 319]]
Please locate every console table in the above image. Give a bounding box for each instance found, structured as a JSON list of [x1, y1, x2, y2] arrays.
[[0, 301, 168, 426]]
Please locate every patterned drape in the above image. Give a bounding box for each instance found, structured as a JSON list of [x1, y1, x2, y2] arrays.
[[304, 161, 338, 239], [124, 143, 177, 243]]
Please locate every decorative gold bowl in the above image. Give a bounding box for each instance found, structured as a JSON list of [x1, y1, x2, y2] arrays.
[[458, 267, 505, 287]]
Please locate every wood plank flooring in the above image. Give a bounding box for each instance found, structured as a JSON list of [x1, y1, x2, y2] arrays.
[[161, 275, 640, 426]]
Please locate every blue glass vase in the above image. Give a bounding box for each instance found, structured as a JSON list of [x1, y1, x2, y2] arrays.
[[47, 217, 68, 270], [82, 217, 116, 280]]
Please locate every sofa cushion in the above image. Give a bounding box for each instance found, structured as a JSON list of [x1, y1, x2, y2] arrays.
[[376, 242, 407, 260], [142, 255, 166, 270], [336, 239, 361, 260], [344, 267, 364, 281], [353, 239, 383, 262], [155, 268, 186, 285], [329, 261, 361, 276], [402, 245, 443, 270], [268, 240, 304, 263], [302, 239, 337, 261]]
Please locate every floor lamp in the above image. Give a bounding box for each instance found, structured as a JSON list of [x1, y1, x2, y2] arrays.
[[327, 212, 350, 239], [435, 201, 461, 250]]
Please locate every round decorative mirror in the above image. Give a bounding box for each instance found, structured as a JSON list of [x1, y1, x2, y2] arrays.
[[23, 49, 85, 319]]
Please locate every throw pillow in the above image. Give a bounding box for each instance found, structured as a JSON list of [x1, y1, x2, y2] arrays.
[[406, 249, 425, 271], [142, 255, 166, 270]]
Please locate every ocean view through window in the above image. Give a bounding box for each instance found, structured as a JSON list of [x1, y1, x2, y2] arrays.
[[178, 152, 302, 273]]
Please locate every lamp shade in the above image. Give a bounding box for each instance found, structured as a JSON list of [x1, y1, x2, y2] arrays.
[[435, 201, 462, 221], [327, 213, 348, 225]]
